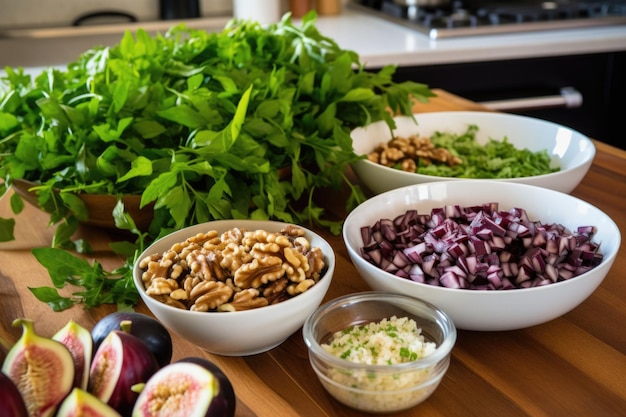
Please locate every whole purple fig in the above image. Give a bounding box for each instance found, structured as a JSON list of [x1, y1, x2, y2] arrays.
[[91, 312, 172, 368]]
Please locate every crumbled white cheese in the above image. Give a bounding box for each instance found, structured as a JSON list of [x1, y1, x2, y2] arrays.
[[322, 315, 436, 365], [318, 316, 441, 413]]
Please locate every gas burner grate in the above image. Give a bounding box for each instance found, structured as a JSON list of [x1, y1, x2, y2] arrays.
[[350, 0, 626, 38], [381, 1, 484, 28]]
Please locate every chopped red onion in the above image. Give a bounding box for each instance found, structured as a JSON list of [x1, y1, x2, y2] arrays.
[[359, 203, 603, 290]]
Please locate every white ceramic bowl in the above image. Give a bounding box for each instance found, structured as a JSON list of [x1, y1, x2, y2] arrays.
[[133, 219, 335, 356], [342, 181, 620, 331], [303, 292, 456, 414], [350, 111, 595, 194]]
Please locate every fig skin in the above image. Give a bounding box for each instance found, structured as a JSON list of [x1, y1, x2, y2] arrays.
[[1, 318, 75, 417], [91, 312, 172, 368], [53, 320, 93, 390], [180, 357, 236, 417], [89, 330, 160, 417], [132, 357, 236, 417], [0, 371, 28, 417]]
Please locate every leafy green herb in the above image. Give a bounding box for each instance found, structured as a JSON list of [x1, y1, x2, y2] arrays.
[[30, 247, 139, 311], [0, 12, 433, 310], [411, 124, 559, 178], [27, 199, 147, 311]]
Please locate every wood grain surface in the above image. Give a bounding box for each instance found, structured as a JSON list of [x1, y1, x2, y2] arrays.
[[1, 89, 624, 417]]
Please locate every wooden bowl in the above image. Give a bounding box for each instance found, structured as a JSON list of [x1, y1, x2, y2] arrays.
[[11, 179, 153, 230]]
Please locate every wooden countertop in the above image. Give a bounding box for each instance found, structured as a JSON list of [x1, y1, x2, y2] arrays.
[[1, 90, 625, 416]]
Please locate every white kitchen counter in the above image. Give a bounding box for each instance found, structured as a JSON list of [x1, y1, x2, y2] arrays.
[[314, 9, 626, 68], [1, 8, 625, 70]]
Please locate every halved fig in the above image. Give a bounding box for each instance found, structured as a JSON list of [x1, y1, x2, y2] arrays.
[[53, 319, 93, 390], [89, 330, 159, 417], [91, 312, 172, 368], [57, 388, 122, 417], [1, 318, 75, 417], [132, 357, 236, 417], [0, 371, 28, 417]]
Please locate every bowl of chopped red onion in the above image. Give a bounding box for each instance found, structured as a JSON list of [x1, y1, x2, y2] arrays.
[[342, 180, 620, 331], [350, 111, 595, 195]]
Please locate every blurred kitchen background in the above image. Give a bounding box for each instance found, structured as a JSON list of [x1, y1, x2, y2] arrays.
[[0, 0, 228, 28], [0, 0, 625, 148]]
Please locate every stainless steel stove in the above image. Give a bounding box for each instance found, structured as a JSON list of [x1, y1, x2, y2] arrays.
[[349, 0, 626, 39]]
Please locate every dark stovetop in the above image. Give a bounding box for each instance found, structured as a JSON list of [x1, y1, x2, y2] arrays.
[[349, 0, 626, 39]]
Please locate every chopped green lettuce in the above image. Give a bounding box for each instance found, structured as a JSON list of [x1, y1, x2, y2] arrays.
[[412, 124, 559, 178]]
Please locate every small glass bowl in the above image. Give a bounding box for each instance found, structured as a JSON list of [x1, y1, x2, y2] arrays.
[[302, 291, 456, 414]]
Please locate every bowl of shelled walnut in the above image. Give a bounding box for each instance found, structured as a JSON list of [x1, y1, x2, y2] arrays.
[[133, 219, 335, 356], [350, 111, 595, 195]]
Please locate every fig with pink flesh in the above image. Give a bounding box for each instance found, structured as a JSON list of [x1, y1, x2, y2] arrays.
[[53, 319, 93, 390], [89, 329, 159, 417], [57, 388, 122, 417], [1, 318, 75, 417], [132, 357, 236, 417], [0, 371, 28, 417], [91, 312, 172, 368]]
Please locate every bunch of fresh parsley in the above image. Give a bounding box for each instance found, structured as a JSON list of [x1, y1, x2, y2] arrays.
[[0, 12, 433, 311]]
